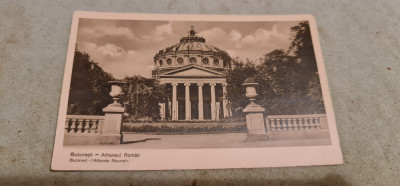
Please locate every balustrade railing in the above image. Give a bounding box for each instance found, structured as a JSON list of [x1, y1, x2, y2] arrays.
[[65, 115, 104, 134], [266, 114, 327, 131]]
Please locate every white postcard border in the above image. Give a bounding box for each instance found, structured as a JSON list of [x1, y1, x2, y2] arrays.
[[51, 11, 343, 171]]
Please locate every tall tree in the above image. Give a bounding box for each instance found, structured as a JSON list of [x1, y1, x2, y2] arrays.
[[224, 21, 325, 115], [120, 76, 167, 120], [225, 58, 257, 117], [67, 48, 114, 115], [289, 21, 324, 113], [289, 21, 317, 73], [255, 49, 296, 114]]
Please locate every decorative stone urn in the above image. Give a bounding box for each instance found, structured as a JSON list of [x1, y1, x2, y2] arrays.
[[101, 81, 126, 144], [242, 78, 269, 141], [106, 81, 126, 109]]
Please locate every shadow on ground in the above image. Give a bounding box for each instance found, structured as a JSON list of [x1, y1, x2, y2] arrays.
[[120, 135, 161, 144]]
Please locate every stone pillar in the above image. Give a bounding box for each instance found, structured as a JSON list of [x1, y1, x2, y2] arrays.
[[172, 83, 178, 120], [243, 104, 268, 141], [185, 83, 191, 120], [197, 83, 204, 120], [222, 83, 229, 118], [242, 80, 268, 141], [101, 103, 125, 144], [320, 115, 328, 129], [210, 83, 216, 120]]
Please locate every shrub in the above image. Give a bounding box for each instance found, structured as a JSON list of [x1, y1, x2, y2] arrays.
[[121, 124, 247, 134]]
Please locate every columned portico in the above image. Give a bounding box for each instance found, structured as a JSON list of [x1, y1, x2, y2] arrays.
[[162, 77, 229, 121]]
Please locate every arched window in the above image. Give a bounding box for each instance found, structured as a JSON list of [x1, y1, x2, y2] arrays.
[[159, 60, 163, 66]]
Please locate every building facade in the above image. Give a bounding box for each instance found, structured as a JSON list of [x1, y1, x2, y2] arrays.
[[152, 27, 232, 121]]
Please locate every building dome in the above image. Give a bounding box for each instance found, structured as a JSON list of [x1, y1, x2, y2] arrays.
[[153, 26, 231, 77]]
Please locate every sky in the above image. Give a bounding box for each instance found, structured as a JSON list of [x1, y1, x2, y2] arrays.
[[76, 18, 301, 79]]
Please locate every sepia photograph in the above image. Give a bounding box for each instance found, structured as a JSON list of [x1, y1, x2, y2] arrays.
[[52, 12, 342, 170]]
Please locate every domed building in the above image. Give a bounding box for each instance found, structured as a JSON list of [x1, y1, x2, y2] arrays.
[[153, 26, 232, 121]]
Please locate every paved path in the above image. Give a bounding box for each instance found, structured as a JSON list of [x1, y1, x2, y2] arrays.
[[67, 130, 331, 149]]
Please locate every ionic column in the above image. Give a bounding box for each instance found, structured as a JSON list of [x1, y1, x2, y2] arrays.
[[210, 83, 216, 120], [222, 83, 229, 118], [185, 83, 191, 120], [197, 83, 204, 120], [172, 83, 178, 120], [168, 99, 171, 119]]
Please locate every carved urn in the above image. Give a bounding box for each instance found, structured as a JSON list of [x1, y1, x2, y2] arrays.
[[242, 78, 259, 104], [107, 81, 126, 107]]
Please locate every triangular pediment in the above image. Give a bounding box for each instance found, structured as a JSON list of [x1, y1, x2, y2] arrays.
[[159, 65, 223, 77]]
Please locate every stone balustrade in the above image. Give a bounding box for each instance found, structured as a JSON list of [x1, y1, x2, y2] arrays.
[[266, 114, 328, 132], [64, 115, 104, 134]]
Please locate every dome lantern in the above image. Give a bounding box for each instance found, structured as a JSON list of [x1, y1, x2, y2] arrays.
[[189, 26, 196, 37]]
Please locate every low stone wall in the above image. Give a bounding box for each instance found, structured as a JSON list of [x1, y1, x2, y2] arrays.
[[63, 114, 330, 145], [63, 115, 104, 145], [266, 114, 328, 131]]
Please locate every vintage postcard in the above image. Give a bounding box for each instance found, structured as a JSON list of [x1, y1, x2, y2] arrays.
[[51, 11, 342, 170]]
